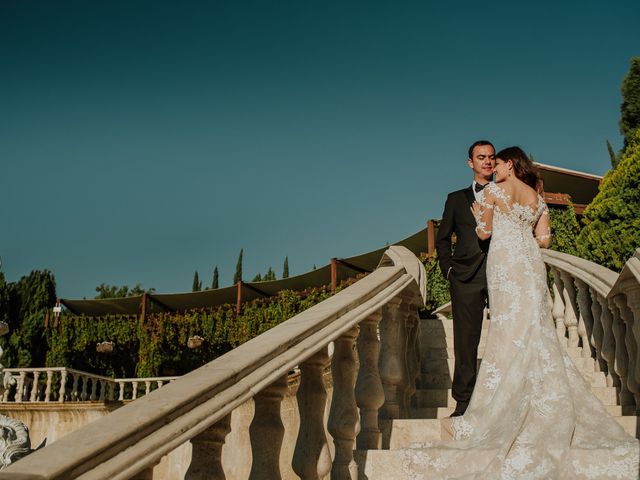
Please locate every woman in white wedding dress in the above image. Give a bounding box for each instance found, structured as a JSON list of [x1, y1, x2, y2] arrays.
[[398, 147, 640, 479]]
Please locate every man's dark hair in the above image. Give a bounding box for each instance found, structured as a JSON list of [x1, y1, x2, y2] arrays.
[[468, 140, 494, 159]]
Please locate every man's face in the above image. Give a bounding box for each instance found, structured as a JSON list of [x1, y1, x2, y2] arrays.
[[467, 145, 496, 181]]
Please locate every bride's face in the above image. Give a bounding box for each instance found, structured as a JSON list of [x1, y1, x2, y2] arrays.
[[493, 158, 512, 182]]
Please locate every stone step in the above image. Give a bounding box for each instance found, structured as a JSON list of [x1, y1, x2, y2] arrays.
[[383, 416, 639, 449], [414, 386, 622, 408]]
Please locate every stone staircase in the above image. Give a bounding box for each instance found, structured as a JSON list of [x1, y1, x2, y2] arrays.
[[361, 314, 639, 477]]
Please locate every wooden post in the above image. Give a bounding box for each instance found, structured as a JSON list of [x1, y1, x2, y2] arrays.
[[236, 281, 243, 315], [140, 293, 147, 324], [427, 220, 436, 258], [330, 258, 337, 293]]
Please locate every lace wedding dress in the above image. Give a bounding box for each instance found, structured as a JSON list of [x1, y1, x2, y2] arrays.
[[398, 182, 639, 479]]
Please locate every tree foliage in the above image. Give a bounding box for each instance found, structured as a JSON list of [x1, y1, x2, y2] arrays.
[[548, 203, 580, 256], [423, 255, 450, 313], [620, 57, 640, 149], [192, 271, 202, 292], [283, 256, 289, 279], [95, 283, 154, 299], [211, 266, 219, 289], [233, 249, 243, 284], [577, 129, 640, 270]]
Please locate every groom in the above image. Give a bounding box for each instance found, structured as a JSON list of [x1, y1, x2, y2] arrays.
[[436, 140, 495, 417]]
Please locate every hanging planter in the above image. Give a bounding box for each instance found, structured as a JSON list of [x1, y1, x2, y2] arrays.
[[187, 335, 204, 349], [96, 341, 115, 353]]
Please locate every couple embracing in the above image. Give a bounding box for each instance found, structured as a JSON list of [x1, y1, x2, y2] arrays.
[[398, 141, 640, 478]]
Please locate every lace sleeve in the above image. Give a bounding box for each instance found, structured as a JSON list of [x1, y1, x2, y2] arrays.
[[474, 191, 495, 239], [534, 200, 551, 248]]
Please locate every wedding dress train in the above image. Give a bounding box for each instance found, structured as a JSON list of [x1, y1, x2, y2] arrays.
[[398, 183, 639, 479]]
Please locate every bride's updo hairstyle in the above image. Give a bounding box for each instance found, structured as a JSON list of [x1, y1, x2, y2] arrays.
[[495, 146, 541, 191]]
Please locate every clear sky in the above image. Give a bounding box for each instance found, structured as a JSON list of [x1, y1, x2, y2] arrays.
[[2, 0, 639, 299]]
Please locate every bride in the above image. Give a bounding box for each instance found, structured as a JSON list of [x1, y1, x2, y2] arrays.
[[398, 147, 640, 478]]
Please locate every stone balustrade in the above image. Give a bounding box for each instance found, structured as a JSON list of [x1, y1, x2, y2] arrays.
[[543, 248, 640, 411], [0, 246, 425, 479], [0, 367, 177, 404]]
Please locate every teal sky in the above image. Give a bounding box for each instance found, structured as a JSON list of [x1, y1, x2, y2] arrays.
[[2, 0, 639, 299]]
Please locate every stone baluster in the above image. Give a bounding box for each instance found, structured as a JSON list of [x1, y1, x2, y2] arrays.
[[560, 271, 579, 349], [108, 382, 116, 401], [573, 279, 593, 357], [157, 380, 165, 388], [118, 381, 125, 401], [608, 297, 634, 406], [403, 298, 420, 412], [80, 375, 89, 401], [328, 326, 360, 480], [551, 268, 567, 343], [589, 287, 610, 384], [99, 380, 107, 401], [45, 370, 54, 402], [16, 372, 26, 402], [597, 295, 621, 389], [624, 287, 640, 390], [71, 373, 80, 401], [355, 310, 385, 450], [58, 370, 67, 402], [145, 380, 152, 395], [185, 414, 231, 480], [132, 381, 139, 400], [293, 347, 332, 479], [613, 294, 640, 408], [30, 371, 40, 402], [90, 377, 98, 401], [379, 296, 405, 420], [249, 374, 288, 480]]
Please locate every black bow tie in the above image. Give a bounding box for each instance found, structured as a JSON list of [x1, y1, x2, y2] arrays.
[[474, 183, 487, 193]]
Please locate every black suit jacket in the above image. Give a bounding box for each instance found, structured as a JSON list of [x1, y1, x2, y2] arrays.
[[436, 186, 491, 283]]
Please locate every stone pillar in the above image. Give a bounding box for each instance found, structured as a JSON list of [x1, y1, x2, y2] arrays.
[[574, 279, 593, 357], [613, 294, 640, 408], [29, 371, 40, 402], [355, 310, 384, 450], [597, 294, 620, 389], [185, 414, 232, 480], [328, 326, 360, 480], [293, 348, 332, 480], [623, 287, 640, 390], [608, 297, 634, 406], [551, 268, 567, 343], [249, 374, 288, 480], [589, 287, 610, 385], [403, 297, 420, 412], [560, 271, 579, 348], [378, 296, 405, 420]]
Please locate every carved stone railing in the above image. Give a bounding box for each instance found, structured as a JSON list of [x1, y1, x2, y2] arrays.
[[542, 248, 640, 411], [0, 246, 425, 479], [0, 368, 177, 404]]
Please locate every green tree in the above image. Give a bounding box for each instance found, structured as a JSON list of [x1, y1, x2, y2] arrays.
[[212, 266, 219, 289], [282, 256, 289, 279], [252, 273, 263, 282], [192, 271, 202, 292], [620, 57, 640, 149], [264, 267, 276, 281], [95, 283, 154, 299], [607, 140, 619, 169], [233, 249, 244, 284], [577, 129, 640, 270], [548, 202, 580, 256]]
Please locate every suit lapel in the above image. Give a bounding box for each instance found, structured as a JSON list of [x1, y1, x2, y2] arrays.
[[463, 186, 475, 207]]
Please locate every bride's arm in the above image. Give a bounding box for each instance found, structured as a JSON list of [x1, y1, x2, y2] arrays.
[[534, 206, 551, 248], [472, 193, 494, 240]]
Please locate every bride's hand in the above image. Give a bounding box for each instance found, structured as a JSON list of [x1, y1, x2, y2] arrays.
[[471, 202, 482, 221]]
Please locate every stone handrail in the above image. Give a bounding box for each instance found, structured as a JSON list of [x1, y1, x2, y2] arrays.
[[0, 245, 426, 479], [0, 367, 177, 403]]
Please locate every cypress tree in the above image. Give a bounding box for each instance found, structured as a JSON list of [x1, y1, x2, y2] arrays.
[[264, 267, 276, 281], [192, 271, 202, 292], [233, 249, 244, 284], [576, 129, 640, 270], [212, 266, 219, 289], [283, 256, 289, 279], [620, 57, 640, 149], [607, 140, 619, 169], [252, 273, 263, 282]]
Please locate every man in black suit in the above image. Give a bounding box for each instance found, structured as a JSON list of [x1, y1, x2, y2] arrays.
[[436, 140, 495, 417]]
